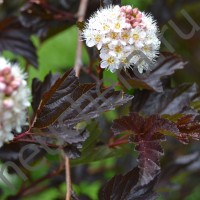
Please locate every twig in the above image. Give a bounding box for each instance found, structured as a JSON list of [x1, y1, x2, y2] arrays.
[[98, 64, 104, 81], [109, 139, 129, 148], [100, 0, 103, 7], [15, 164, 64, 198], [13, 130, 31, 140], [65, 156, 71, 200], [74, 0, 89, 77], [109, 134, 130, 148], [13, 138, 63, 149], [68, 1, 89, 199]]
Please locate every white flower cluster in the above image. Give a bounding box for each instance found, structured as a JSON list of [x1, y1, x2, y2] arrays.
[[82, 5, 160, 73], [0, 57, 30, 147]]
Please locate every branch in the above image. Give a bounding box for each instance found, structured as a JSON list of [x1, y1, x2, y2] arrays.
[[68, 1, 89, 198], [14, 164, 64, 198], [65, 157, 72, 200], [74, 0, 89, 77]]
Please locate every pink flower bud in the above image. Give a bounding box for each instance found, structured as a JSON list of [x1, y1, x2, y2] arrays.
[[132, 22, 139, 27], [4, 86, 13, 96], [5, 75, 14, 84], [126, 5, 132, 10], [10, 80, 21, 90], [3, 98, 14, 109], [126, 7, 132, 14], [120, 6, 126, 12], [136, 13, 142, 18], [133, 8, 139, 14], [0, 82, 6, 92], [0, 76, 5, 83], [1, 67, 11, 75], [136, 18, 142, 23]]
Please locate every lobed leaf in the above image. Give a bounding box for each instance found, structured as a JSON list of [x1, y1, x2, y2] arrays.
[[32, 72, 60, 111], [0, 17, 38, 67], [158, 152, 200, 189], [119, 52, 185, 92], [31, 70, 132, 158], [103, 0, 121, 6], [100, 167, 158, 200], [112, 113, 178, 185], [33, 69, 132, 129], [19, 1, 76, 39], [175, 115, 200, 144], [131, 83, 200, 116]]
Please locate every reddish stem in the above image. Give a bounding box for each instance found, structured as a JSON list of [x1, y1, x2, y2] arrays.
[[16, 164, 64, 198], [115, 134, 130, 142], [13, 138, 63, 149], [13, 130, 31, 141], [109, 139, 129, 148]]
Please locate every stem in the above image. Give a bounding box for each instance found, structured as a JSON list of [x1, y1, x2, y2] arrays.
[[16, 164, 65, 198], [98, 63, 104, 81], [14, 138, 62, 148], [65, 157, 71, 200], [13, 130, 31, 141], [74, 33, 82, 77], [74, 0, 89, 77], [68, 1, 88, 198], [114, 134, 130, 142], [100, 0, 103, 7], [109, 139, 129, 148]]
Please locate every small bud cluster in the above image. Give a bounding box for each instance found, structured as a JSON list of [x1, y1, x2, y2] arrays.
[[0, 57, 30, 147], [82, 5, 160, 73], [121, 6, 142, 28]]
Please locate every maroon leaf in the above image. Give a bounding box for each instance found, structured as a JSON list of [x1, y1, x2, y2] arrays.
[[0, 17, 38, 67], [103, 0, 121, 6], [131, 83, 200, 115], [33, 69, 132, 129], [19, 1, 76, 39], [175, 115, 200, 144], [158, 152, 200, 188], [119, 52, 185, 92], [100, 167, 158, 200], [112, 113, 178, 185], [31, 69, 132, 158], [32, 72, 60, 112]]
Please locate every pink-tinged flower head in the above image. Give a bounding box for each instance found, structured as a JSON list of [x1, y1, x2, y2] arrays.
[[120, 6, 143, 28], [82, 5, 160, 73], [0, 57, 30, 147]]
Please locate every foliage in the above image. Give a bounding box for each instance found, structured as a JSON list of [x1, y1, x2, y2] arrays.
[[0, 0, 200, 200]]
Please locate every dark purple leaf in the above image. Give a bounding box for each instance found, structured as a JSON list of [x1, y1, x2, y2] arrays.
[[63, 144, 82, 159], [0, 17, 37, 67], [119, 52, 185, 92], [131, 83, 200, 115], [32, 72, 60, 112], [175, 115, 200, 144], [112, 113, 178, 185], [158, 152, 200, 188], [31, 69, 132, 157], [103, 0, 121, 6], [100, 167, 158, 200], [33, 69, 132, 129], [19, 1, 76, 39]]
